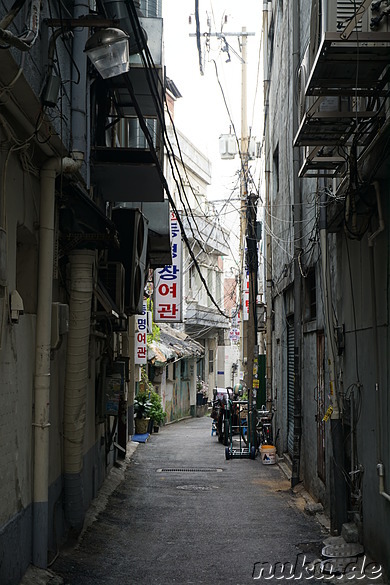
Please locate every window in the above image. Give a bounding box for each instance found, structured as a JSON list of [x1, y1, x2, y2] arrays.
[[209, 349, 214, 374], [181, 360, 188, 379], [304, 269, 316, 321], [216, 270, 222, 305], [273, 145, 279, 195], [207, 268, 213, 307], [188, 264, 194, 291]]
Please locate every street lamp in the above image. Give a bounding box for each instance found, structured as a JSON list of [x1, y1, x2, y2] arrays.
[[84, 27, 130, 79]]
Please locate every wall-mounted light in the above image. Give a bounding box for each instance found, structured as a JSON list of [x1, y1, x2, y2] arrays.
[[84, 27, 130, 79]]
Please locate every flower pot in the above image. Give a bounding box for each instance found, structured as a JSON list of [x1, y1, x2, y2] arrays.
[[153, 425, 160, 433], [135, 417, 150, 434]]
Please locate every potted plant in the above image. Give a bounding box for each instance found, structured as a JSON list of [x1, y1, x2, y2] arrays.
[[134, 390, 152, 434], [149, 391, 166, 432]]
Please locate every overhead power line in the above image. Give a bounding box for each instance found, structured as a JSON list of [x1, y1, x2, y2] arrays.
[[125, 1, 231, 320]]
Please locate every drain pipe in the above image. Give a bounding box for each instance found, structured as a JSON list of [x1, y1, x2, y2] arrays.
[[33, 153, 83, 568], [63, 249, 95, 533], [71, 0, 88, 167]]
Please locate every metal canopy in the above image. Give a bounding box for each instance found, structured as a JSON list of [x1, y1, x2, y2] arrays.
[[306, 32, 390, 97], [109, 66, 163, 118], [294, 109, 382, 147], [298, 147, 346, 178], [91, 147, 164, 202], [296, 32, 390, 177]]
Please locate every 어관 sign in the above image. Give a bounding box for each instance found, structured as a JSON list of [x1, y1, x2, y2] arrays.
[[153, 212, 182, 323]]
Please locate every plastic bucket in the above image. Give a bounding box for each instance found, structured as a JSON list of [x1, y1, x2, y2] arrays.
[[260, 444, 276, 465]]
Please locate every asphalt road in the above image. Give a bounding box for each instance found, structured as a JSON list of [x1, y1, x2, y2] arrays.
[[52, 416, 326, 585]]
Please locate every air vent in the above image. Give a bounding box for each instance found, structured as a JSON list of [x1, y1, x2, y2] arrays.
[[337, 0, 363, 32]]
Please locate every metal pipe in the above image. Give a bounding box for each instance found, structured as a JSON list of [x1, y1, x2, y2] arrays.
[[368, 181, 385, 246], [33, 153, 83, 568], [71, 0, 88, 163], [377, 464, 390, 503]]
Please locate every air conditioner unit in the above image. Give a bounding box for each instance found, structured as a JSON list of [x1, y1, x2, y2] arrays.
[[311, 0, 368, 62], [99, 262, 125, 314], [110, 208, 149, 315], [310, 0, 389, 63]]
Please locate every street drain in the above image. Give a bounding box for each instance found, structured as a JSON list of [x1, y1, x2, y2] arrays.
[[156, 468, 223, 473], [176, 484, 211, 491]]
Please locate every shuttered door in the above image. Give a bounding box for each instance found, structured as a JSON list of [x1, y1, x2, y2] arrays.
[[287, 319, 295, 456], [317, 332, 326, 482]]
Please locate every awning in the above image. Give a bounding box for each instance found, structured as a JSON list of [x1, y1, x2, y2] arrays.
[[148, 324, 204, 366], [58, 181, 119, 252]]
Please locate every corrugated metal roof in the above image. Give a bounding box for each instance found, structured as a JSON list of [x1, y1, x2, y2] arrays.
[[148, 324, 204, 365]]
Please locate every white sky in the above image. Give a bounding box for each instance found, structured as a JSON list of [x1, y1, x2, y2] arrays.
[[161, 0, 263, 204]]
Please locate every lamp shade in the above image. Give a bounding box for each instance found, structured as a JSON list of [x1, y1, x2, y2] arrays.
[[85, 28, 130, 79]]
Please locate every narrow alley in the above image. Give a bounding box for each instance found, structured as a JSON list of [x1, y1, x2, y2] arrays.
[[44, 417, 326, 585]]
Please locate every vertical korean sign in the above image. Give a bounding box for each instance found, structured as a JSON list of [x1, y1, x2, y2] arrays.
[[243, 269, 249, 321], [153, 211, 183, 322], [135, 301, 148, 364]]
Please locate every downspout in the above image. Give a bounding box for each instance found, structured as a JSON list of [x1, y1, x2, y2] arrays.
[[291, 0, 302, 488], [71, 0, 88, 176], [33, 153, 83, 568], [367, 181, 390, 503], [63, 249, 95, 533]]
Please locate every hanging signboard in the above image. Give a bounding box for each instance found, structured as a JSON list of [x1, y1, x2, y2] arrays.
[[229, 327, 240, 341], [135, 301, 148, 364], [153, 212, 183, 322], [243, 269, 249, 321]]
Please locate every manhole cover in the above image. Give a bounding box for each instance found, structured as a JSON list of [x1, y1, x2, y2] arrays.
[[156, 468, 223, 473], [176, 484, 211, 491], [320, 557, 358, 575], [322, 543, 364, 558]]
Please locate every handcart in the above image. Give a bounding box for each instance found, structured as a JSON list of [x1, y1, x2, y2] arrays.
[[225, 400, 257, 460]]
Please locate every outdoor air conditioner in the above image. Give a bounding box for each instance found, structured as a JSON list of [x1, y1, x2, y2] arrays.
[[310, 0, 369, 63], [310, 0, 389, 64], [99, 262, 125, 315], [110, 208, 149, 315]]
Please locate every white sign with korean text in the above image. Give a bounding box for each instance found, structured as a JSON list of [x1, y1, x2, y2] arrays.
[[243, 269, 249, 321], [135, 301, 148, 364], [153, 212, 183, 322]]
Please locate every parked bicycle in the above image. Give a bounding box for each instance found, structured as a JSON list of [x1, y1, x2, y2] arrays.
[[256, 406, 274, 446]]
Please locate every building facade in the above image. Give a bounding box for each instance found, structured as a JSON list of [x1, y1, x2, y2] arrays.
[[165, 113, 231, 400], [262, 0, 390, 578], [0, 0, 176, 582]]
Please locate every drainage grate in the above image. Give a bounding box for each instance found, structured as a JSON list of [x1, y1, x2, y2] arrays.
[[322, 543, 364, 558], [156, 467, 223, 473], [176, 484, 212, 491]]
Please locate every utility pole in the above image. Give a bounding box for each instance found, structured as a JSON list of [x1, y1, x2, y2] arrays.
[[190, 25, 257, 444], [238, 28, 258, 448]]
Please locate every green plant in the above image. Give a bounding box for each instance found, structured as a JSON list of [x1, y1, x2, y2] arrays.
[[149, 391, 166, 425], [134, 391, 152, 419]]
